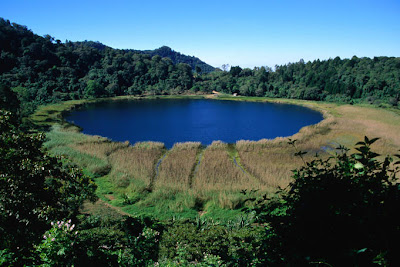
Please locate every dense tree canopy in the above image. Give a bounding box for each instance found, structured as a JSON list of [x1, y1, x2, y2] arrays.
[[198, 58, 400, 104], [137, 45, 215, 73]]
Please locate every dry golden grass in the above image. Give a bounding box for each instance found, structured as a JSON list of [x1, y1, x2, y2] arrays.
[[70, 140, 129, 160], [233, 103, 337, 189], [236, 139, 316, 189], [193, 141, 260, 191], [235, 101, 400, 190], [269, 99, 400, 153], [108, 142, 165, 187], [155, 142, 201, 190], [328, 105, 400, 156], [284, 102, 400, 159]]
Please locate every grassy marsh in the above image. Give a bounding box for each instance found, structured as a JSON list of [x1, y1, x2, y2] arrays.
[[156, 142, 201, 191], [109, 142, 165, 187], [194, 141, 258, 191]]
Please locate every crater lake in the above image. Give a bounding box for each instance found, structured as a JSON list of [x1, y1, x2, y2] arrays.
[[66, 98, 323, 148]]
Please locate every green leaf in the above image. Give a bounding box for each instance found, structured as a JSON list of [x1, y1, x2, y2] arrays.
[[368, 137, 380, 145], [57, 247, 66, 256], [357, 248, 368, 254], [354, 154, 363, 159], [354, 162, 364, 169], [369, 152, 380, 158], [355, 147, 368, 153]]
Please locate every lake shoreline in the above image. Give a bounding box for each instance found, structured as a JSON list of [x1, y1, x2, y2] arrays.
[[30, 94, 331, 148], [30, 95, 400, 220], [64, 96, 324, 149]]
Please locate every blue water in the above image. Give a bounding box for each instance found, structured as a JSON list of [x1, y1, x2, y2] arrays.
[[66, 99, 323, 148]]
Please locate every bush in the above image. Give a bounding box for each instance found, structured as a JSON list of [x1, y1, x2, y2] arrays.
[[73, 215, 162, 266], [36, 220, 79, 266], [252, 137, 400, 266], [0, 110, 97, 264], [160, 222, 229, 262], [159, 220, 268, 265]]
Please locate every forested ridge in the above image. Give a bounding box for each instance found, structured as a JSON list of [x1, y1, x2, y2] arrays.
[[72, 41, 215, 73], [1, 17, 400, 119], [134, 45, 215, 73], [207, 57, 400, 103], [0, 18, 206, 116]]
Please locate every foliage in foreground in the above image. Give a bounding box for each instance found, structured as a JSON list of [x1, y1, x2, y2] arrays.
[[251, 137, 400, 266], [34, 214, 162, 266], [0, 110, 97, 264], [159, 218, 267, 266]]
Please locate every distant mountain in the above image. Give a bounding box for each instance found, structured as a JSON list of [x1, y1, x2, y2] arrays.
[[137, 46, 215, 73], [72, 40, 108, 51], [75, 41, 215, 73]]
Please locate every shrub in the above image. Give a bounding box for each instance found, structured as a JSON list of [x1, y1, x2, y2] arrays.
[[160, 222, 229, 262], [0, 110, 97, 264], [252, 137, 400, 266], [36, 220, 79, 266], [159, 220, 268, 265]]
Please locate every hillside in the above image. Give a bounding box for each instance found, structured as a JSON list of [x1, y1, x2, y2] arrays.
[[0, 18, 197, 116], [138, 46, 215, 73], [197, 58, 400, 104], [75, 41, 215, 73]]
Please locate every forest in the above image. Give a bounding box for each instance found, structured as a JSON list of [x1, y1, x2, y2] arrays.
[[1, 17, 400, 119], [1, 18, 400, 266]]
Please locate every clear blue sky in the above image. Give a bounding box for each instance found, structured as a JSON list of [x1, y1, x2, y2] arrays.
[[2, 0, 399, 69]]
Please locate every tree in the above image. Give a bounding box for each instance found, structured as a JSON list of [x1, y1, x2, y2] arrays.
[[175, 63, 193, 90], [303, 86, 323, 100], [0, 84, 20, 115], [0, 110, 97, 263], [84, 79, 103, 98], [195, 66, 202, 75], [252, 137, 400, 266], [221, 64, 230, 72], [229, 66, 242, 77], [255, 83, 266, 97]]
